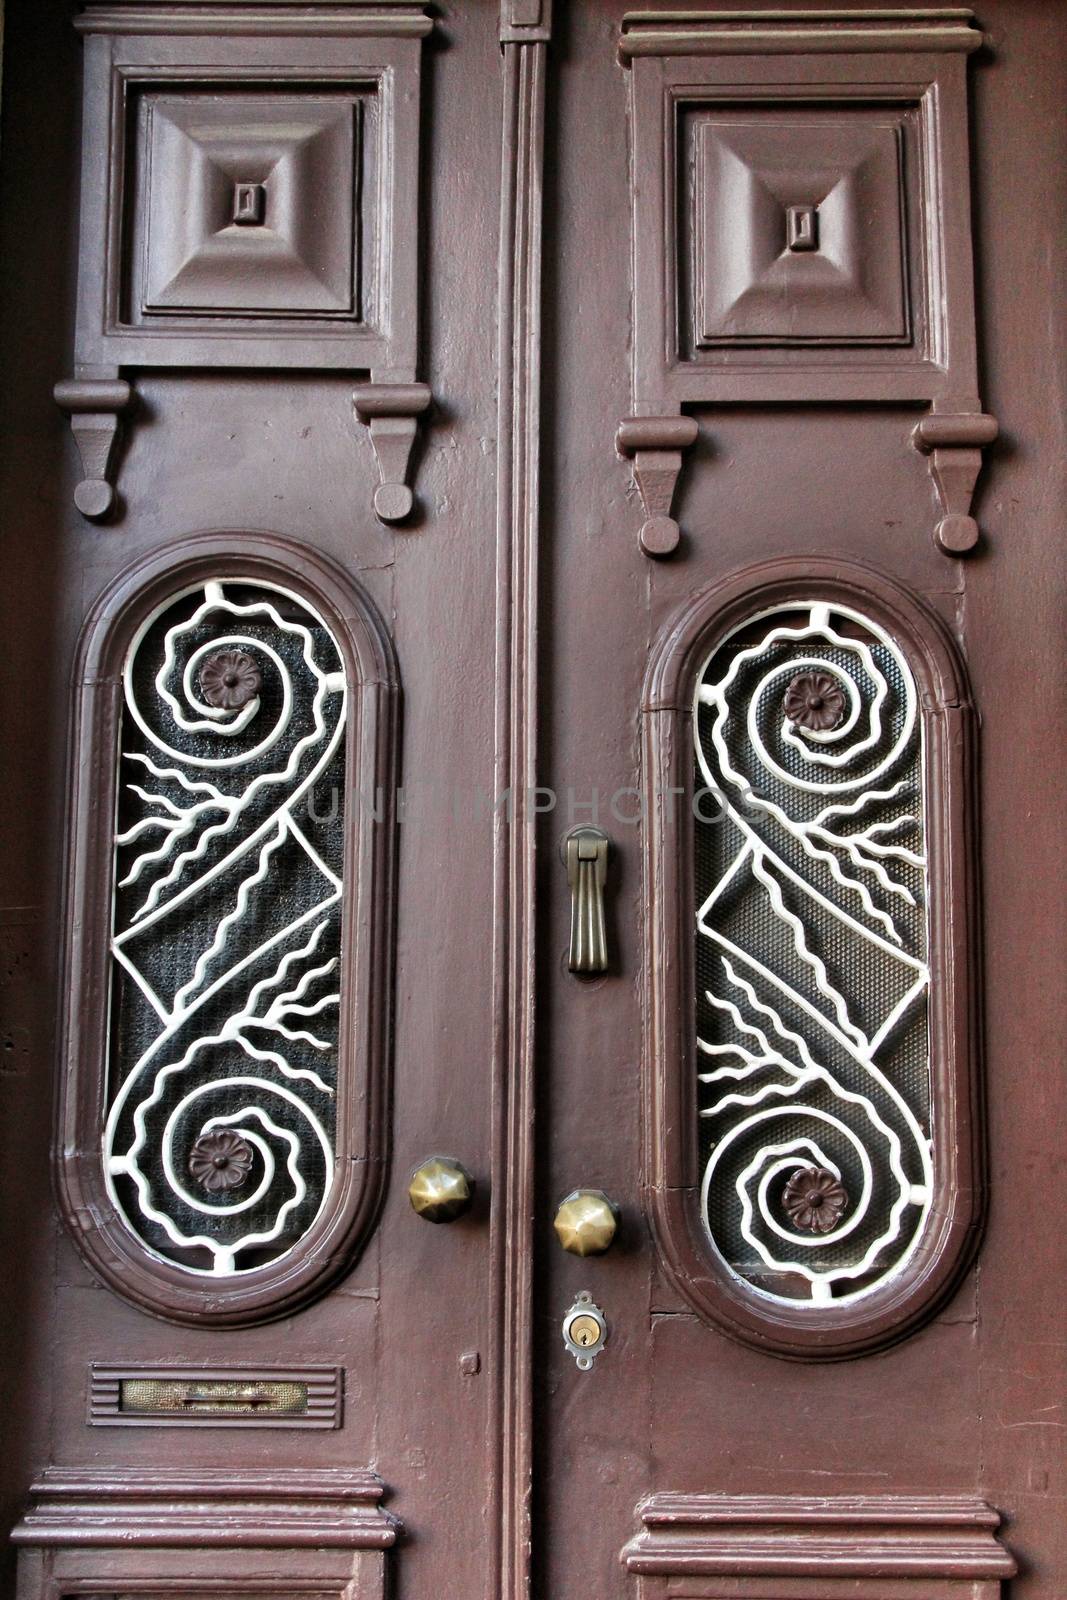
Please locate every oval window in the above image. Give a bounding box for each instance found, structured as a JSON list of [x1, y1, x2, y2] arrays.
[[643, 560, 983, 1358], [57, 536, 398, 1325]]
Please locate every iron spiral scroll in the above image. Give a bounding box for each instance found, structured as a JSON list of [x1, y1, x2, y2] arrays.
[[105, 578, 349, 1277], [694, 602, 932, 1307]]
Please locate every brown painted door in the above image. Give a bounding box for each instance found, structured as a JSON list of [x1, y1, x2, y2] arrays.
[[534, 6, 1066, 1598], [1, 4, 508, 1598], [0, 3, 1065, 1600]]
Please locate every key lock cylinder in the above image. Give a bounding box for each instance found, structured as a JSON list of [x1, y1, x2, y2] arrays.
[[561, 1291, 609, 1372]]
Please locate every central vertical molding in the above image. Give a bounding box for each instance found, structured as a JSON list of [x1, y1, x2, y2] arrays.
[[490, 6, 550, 1598]]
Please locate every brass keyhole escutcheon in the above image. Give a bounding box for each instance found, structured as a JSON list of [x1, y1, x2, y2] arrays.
[[408, 1155, 475, 1223], [562, 1292, 608, 1371]]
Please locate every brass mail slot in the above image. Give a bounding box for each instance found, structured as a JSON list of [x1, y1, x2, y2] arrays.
[[90, 1365, 343, 1428], [121, 1378, 308, 1416]]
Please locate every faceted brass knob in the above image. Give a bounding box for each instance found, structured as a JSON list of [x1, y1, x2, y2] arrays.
[[553, 1189, 619, 1256], [408, 1155, 475, 1223]]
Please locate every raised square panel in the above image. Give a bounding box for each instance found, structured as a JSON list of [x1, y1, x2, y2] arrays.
[[693, 111, 909, 345], [58, 4, 432, 519], [139, 94, 359, 319]]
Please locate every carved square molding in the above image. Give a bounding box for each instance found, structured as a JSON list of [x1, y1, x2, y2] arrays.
[[621, 12, 977, 401], [136, 94, 360, 320], [616, 9, 998, 558], [693, 112, 909, 347], [56, 3, 434, 525]]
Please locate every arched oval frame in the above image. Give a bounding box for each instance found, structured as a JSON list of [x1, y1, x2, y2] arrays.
[[55, 532, 400, 1326], [642, 557, 984, 1360]]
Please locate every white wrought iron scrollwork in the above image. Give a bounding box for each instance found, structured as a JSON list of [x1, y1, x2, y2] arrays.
[[105, 579, 347, 1276], [694, 602, 931, 1306]]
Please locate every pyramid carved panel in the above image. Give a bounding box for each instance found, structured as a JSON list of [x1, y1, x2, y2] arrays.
[[693, 112, 910, 346], [138, 95, 360, 320]]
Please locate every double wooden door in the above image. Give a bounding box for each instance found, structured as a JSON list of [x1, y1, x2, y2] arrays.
[[0, 2, 1064, 1599]]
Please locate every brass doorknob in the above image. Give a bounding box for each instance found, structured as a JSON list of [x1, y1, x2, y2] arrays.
[[553, 1189, 619, 1256], [408, 1155, 475, 1223]]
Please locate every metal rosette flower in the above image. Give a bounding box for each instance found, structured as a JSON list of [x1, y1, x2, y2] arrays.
[[693, 602, 933, 1306], [105, 579, 347, 1275], [188, 1127, 255, 1193]]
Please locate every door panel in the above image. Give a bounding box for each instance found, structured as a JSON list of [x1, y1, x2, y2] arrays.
[[0, 2, 1064, 1599], [536, 3, 1064, 1598], [0, 3, 504, 1597]]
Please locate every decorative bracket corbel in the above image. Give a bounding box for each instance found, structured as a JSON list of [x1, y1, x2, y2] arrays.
[[352, 382, 433, 525], [913, 410, 999, 555], [616, 415, 699, 557], [54, 376, 134, 522]]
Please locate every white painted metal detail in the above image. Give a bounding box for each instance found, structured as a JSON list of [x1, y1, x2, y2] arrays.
[[105, 579, 347, 1276], [694, 603, 931, 1306]]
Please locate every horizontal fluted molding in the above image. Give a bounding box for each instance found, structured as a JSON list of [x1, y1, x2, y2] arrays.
[[619, 7, 984, 58], [638, 1493, 1007, 1527], [621, 1493, 1017, 1579], [83, 0, 426, 5], [12, 1468, 399, 1550], [77, 4, 433, 37]]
